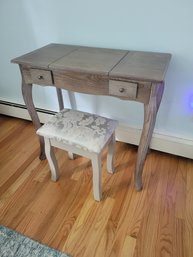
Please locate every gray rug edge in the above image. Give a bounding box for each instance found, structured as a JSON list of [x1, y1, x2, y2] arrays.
[[0, 225, 72, 257]]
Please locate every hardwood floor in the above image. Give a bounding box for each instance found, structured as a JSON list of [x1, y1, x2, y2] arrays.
[[0, 114, 193, 257]]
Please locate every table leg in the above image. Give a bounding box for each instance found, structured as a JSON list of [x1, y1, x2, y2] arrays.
[[135, 82, 164, 191], [22, 81, 46, 160], [56, 88, 64, 110]]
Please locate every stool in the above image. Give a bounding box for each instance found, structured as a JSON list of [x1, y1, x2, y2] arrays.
[[36, 109, 118, 201]]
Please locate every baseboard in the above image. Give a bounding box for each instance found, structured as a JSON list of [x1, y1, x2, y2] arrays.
[[116, 124, 193, 159], [0, 101, 193, 159], [0, 101, 56, 124]]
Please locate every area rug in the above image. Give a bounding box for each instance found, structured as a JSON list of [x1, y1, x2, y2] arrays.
[[0, 225, 71, 257]]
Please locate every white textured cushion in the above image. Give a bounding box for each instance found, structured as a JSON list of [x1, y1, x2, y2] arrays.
[[37, 109, 118, 153]]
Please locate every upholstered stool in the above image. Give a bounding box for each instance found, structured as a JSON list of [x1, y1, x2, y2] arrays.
[[36, 109, 118, 201]]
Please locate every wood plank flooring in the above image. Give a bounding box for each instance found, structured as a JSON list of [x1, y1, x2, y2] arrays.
[[0, 115, 193, 257]]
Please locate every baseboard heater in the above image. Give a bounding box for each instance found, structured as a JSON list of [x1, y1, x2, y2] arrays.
[[0, 100, 56, 114], [0, 100, 56, 123], [0, 100, 193, 159]]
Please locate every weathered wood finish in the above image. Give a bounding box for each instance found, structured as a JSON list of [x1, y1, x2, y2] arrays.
[[44, 138, 60, 181], [53, 70, 109, 95], [110, 51, 172, 82], [109, 80, 138, 99], [12, 44, 171, 190], [22, 68, 53, 85], [49, 46, 128, 75], [56, 88, 64, 111], [109, 80, 152, 104], [12, 44, 78, 68], [135, 82, 164, 190], [19, 65, 46, 160], [0, 116, 193, 257]]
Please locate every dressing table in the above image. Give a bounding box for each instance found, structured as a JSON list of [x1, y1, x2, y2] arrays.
[[12, 43, 171, 190]]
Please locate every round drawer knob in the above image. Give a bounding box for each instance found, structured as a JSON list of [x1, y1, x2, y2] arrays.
[[119, 88, 125, 93], [38, 75, 44, 80]]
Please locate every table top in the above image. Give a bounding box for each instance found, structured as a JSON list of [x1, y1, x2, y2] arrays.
[[12, 43, 171, 83]]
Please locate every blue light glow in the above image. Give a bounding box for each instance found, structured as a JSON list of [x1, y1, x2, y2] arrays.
[[190, 95, 193, 109]]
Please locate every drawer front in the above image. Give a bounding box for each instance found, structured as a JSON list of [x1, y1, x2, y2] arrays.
[[53, 71, 109, 95], [22, 68, 53, 85], [109, 80, 138, 99]]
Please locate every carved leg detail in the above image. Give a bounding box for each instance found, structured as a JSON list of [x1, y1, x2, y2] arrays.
[[135, 83, 164, 191], [44, 138, 59, 181], [21, 81, 46, 160]]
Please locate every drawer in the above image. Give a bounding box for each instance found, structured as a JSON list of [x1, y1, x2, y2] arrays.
[[109, 80, 138, 99], [22, 68, 53, 85], [53, 70, 109, 95]]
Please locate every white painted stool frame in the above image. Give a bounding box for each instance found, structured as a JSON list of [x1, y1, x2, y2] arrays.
[[37, 109, 117, 201], [44, 127, 116, 201]]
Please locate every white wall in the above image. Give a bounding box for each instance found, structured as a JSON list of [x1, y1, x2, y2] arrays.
[[1, 0, 193, 142]]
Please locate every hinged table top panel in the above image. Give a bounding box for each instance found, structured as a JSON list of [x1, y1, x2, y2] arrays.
[[109, 51, 171, 82], [12, 43, 171, 82], [49, 46, 128, 75], [11, 44, 79, 69]]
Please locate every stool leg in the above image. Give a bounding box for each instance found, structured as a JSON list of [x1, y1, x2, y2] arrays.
[[107, 132, 116, 173], [91, 153, 102, 201], [68, 152, 75, 160], [45, 138, 60, 181]]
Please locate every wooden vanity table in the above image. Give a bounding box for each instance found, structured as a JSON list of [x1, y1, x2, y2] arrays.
[[12, 43, 171, 191]]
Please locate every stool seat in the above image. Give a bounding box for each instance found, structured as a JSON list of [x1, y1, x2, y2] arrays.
[[37, 109, 118, 153], [37, 109, 118, 201]]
